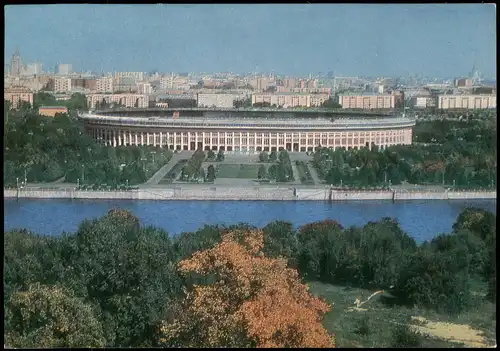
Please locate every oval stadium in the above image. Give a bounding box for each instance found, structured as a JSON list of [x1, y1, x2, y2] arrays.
[[78, 108, 416, 154]]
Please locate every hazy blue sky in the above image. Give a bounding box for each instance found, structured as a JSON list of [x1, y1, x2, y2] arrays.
[[5, 4, 496, 78]]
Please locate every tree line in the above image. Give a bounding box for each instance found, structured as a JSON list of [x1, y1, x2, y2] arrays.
[[4, 107, 172, 189], [258, 150, 295, 182], [4, 207, 495, 348], [313, 119, 497, 189]]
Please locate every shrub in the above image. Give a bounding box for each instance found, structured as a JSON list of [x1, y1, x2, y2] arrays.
[[391, 323, 422, 348], [391, 247, 471, 314]]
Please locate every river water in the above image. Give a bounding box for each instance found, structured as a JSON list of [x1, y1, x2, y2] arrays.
[[3, 199, 496, 242]]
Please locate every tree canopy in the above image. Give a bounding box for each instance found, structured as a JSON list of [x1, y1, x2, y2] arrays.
[[159, 229, 335, 348], [3, 207, 496, 347]]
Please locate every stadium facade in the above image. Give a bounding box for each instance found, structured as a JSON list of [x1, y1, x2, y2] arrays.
[[78, 108, 416, 153]]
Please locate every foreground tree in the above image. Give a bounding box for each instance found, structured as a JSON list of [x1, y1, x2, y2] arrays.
[[159, 229, 335, 348], [5, 283, 106, 348]]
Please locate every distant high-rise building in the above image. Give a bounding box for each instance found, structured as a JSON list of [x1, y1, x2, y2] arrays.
[[454, 78, 473, 88], [10, 49, 22, 77], [25, 63, 43, 76], [57, 64, 73, 76]]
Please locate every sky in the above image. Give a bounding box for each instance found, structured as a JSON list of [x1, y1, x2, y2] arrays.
[[4, 4, 497, 78]]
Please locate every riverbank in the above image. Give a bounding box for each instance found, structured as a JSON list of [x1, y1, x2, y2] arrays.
[[4, 187, 497, 201]]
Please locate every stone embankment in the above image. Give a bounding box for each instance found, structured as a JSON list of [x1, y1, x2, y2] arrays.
[[4, 187, 497, 201]]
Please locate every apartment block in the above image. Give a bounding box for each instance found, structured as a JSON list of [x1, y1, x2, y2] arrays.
[[276, 87, 331, 94], [137, 82, 154, 95], [4, 86, 34, 109], [96, 77, 114, 93], [437, 94, 497, 109], [114, 72, 144, 82], [54, 77, 72, 93], [454, 78, 473, 88], [249, 77, 276, 92], [84, 79, 97, 91], [87, 93, 149, 109], [160, 75, 191, 91], [251, 93, 330, 107], [197, 93, 242, 108], [338, 94, 396, 109], [413, 96, 437, 109]]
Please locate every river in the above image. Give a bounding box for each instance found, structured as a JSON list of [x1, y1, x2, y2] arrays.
[[3, 199, 496, 242]]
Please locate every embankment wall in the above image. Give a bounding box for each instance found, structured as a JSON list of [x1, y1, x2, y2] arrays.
[[4, 188, 497, 201]]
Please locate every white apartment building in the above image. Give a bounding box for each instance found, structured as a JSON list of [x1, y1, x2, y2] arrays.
[[137, 82, 154, 95], [338, 94, 396, 109], [87, 93, 149, 109], [252, 93, 330, 108], [160, 75, 191, 91], [276, 87, 331, 94], [114, 72, 144, 82], [413, 96, 437, 109], [54, 77, 72, 93], [96, 77, 114, 93], [57, 64, 72, 76], [160, 76, 172, 90], [197, 93, 243, 108], [437, 94, 497, 109]]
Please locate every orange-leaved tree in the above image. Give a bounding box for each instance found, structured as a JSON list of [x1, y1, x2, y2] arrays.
[[159, 229, 335, 348]]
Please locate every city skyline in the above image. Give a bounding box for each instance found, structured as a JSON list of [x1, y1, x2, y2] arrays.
[[5, 4, 497, 78]]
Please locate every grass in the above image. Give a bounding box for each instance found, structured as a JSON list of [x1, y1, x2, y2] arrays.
[[216, 164, 241, 178], [295, 161, 315, 185], [159, 159, 188, 184], [308, 281, 496, 348], [216, 164, 261, 179], [238, 164, 261, 179]]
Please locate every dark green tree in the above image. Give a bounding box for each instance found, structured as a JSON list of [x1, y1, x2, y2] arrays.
[[257, 164, 267, 180], [207, 164, 216, 182]]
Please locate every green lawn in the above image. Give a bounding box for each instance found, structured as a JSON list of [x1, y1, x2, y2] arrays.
[[216, 164, 261, 179], [308, 281, 496, 348], [238, 164, 261, 179]]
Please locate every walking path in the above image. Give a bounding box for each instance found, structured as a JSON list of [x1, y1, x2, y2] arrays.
[[289, 161, 302, 185], [306, 162, 322, 185], [143, 152, 193, 186]]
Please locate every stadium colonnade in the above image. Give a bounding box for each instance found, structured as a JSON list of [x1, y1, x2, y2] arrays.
[[79, 108, 416, 153]]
